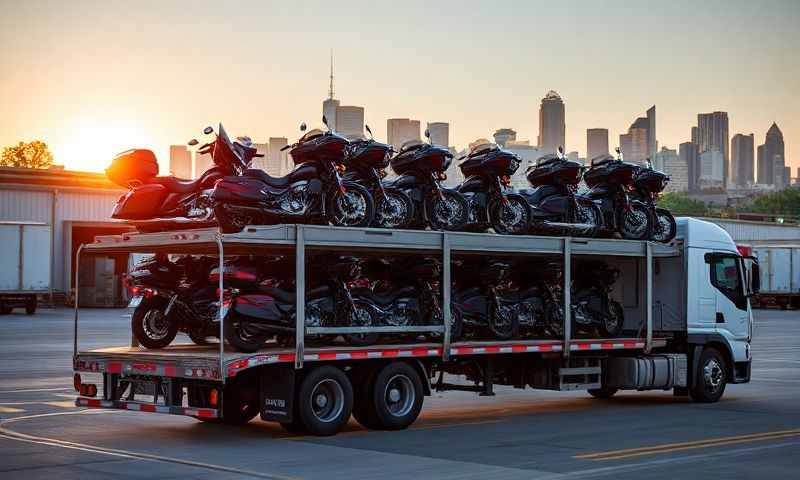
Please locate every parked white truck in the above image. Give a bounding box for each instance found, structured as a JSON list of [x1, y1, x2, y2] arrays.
[[740, 244, 800, 309], [0, 221, 51, 314], [72, 218, 759, 436]]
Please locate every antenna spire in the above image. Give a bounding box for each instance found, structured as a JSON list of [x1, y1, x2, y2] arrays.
[[328, 49, 335, 99]]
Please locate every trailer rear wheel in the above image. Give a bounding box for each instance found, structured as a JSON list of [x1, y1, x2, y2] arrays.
[[25, 296, 37, 315], [690, 347, 727, 403], [587, 387, 618, 399], [368, 362, 423, 430], [297, 366, 353, 436]]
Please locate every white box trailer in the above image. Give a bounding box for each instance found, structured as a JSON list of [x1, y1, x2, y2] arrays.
[[0, 221, 51, 314], [747, 245, 800, 309], [71, 219, 759, 436]]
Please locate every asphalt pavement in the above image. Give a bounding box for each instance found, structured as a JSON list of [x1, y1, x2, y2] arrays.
[[0, 307, 798, 479]]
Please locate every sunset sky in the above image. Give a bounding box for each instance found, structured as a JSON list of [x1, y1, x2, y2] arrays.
[[1, 0, 797, 174]]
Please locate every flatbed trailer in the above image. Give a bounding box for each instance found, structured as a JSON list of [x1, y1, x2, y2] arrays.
[[73, 221, 756, 435]]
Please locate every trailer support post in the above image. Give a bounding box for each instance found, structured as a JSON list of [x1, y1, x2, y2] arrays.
[[295, 225, 305, 369], [645, 241, 653, 354], [563, 237, 572, 359], [73, 244, 83, 357], [442, 232, 451, 361], [216, 234, 225, 384]]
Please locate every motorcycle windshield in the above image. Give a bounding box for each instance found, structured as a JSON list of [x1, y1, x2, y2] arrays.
[[466, 142, 497, 157], [215, 123, 247, 171], [298, 129, 325, 143]]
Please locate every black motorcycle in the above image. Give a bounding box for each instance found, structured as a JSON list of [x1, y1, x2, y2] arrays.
[[212, 117, 375, 233], [631, 159, 677, 243], [583, 148, 654, 240], [386, 129, 468, 231], [456, 142, 532, 235], [108, 125, 261, 233], [127, 254, 219, 348], [519, 147, 602, 236], [542, 260, 624, 338], [223, 256, 380, 352], [342, 126, 415, 229]]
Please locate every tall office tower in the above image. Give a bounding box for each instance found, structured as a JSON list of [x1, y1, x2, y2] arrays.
[[731, 133, 754, 187], [680, 142, 700, 192], [335, 105, 365, 139], [493, 128, 517, 147], [169, 145, 192, 179], [537, 90, 565, 155], [756, 122, 785, 187], [426, 122, 449, 147], [619, 117, 648, 163], [691, 126, 699, 144], [194, 151, 213, 178], [387, 118, 421, 149], [586, 128, 609, 161], [699, 149, 724, 190], [322, 52, 339, 129], [646, 106, 657, 160], [268, 137, 289, 175], [653, 147, 687, 192], [697, 111, 730, 188]]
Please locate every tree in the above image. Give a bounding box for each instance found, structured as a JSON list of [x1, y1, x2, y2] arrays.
[[747, 187, 800, 217], [1, 140, 54, 169], [659, 192, 709, 216]]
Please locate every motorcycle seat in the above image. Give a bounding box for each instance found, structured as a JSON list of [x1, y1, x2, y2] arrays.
[[245, 169, 291, 188], [146, 176, 204, 193], [363, 286, 417, 305]]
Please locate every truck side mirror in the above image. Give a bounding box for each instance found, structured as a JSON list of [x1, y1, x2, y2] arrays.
[[750, 261, 760, 294]]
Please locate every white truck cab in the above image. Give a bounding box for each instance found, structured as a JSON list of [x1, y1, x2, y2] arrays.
[[677, 218, 759, 397]]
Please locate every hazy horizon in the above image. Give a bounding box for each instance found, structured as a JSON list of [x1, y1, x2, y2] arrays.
[[1, 0, 797, 174]]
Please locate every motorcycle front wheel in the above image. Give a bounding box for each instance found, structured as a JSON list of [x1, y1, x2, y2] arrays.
[[601, 300, 624, 337], [652, 207, 677, 243], [345, 301, 380, 347], [617, 202, 653, 240], [214, 205, 252, 234], [374, 189, 414, 229], [488, 194, 532, 235], [328, 182, 375, 228], [575, 201, 603, 228], [132, 297, 178, 349], [425, 190, 468, 231]]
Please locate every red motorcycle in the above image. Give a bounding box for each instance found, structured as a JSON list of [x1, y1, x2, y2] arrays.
[[106, 124, 260, 232]]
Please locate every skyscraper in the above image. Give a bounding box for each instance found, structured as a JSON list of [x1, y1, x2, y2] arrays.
[[426, 122, 449, 147], [696, 112, 729, 188], [250, 142, 270, 173], [646, 106, 657, 160], [619, 117, 648, 163], [586, 128, 609, 161], [654, 147, 687, 192], [680, 142, 700, 192], [322, 52, 339, 129], [268, 137, 289, 175], [387, 118, 421, 149], [731, 133, 754, 187], [335, 105, 364, 139], [169, 145, 192, 179], [537, 90, 565, 155], [757, 123, 785, 187], [493, 128, 517, 148]]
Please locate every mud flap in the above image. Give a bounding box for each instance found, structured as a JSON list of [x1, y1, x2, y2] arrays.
[[259, 364, 295, 422]]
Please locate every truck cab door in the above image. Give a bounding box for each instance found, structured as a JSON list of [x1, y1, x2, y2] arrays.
[[706, 253, 749, 341]]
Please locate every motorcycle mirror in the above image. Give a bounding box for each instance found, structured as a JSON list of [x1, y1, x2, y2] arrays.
[[558, 146, 564, 154], [322, 115, 329, 128], [365, 125, 373, 138], [203, 126, 214, 135], [615, 147, 621, 154], [187, 139, 199, 146], [300, 122, 307, 132], [424, 129, 431, 140]]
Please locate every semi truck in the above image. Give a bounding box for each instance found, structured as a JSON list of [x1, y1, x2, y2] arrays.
[[72, 218, 760, 436], [0, 221, 51, 315], [739, 244, 800, 309]]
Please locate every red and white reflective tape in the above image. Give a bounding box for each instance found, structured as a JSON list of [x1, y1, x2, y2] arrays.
[[569, 340, 644, 351], [450, 343, 563, 356], [76, 397, 218, 418], [75, 360, 219, 380]]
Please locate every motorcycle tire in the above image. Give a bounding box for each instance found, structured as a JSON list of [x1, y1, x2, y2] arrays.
[[223, 313, 270, 353], [345, 301, 380, 347], [489, 306, 515, 340], [328, 181, 375, 228], [425, 190, 468, 231], [449, 307, 463, 342], [488, 194, 532, 235], [575, 200, 604, 229], [617, 201, 654, 240], [601, 300, 624, 338], [374, 189, 415, 229], [131, 297, 178, 349], [652, 207, 677, 243], [188, 330, 211, 345], [544, 301, 565, 339]]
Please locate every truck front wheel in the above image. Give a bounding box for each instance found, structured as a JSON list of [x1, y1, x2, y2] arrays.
[[690, 347, 727, 403], [297, 366, 353, 436]]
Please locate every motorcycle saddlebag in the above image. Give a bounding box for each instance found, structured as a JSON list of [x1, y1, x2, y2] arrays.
[[211, 177, 266, 204], [111, 183, 168, 219], [106, 149, 159, 187]]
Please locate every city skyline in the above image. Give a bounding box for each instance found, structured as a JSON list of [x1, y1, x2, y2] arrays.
[[1, 0, 797, 174]]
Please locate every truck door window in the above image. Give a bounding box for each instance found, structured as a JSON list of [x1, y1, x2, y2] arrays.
[[709, 255, 746, 310]]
